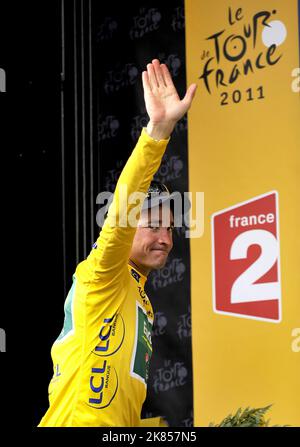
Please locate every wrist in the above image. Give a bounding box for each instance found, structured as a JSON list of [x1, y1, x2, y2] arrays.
[[146, 120, 175, 141]]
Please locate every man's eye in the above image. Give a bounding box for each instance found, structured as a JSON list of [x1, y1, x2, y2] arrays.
[[149, 226, 159, 231], [147, 225, 174, 232]]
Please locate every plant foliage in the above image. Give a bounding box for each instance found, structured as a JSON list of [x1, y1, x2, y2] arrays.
[[209, 404, 288, 427]]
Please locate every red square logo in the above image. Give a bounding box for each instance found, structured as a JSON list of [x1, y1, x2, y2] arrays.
[[211, 191, 281, 322]]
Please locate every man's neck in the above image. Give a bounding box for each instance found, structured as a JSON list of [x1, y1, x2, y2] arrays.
[[128, 258, 149, 277]]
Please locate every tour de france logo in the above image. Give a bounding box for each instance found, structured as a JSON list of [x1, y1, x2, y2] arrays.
[[198, 6, 287, 106]]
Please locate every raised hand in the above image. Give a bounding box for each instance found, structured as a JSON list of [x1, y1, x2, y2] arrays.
[[142, 59, 197, 140]]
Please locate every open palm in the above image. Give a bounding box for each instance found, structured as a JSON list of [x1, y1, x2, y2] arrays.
[[142, 59, 197, 125]]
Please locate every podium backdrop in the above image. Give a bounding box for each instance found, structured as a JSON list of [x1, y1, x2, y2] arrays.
[[185, 0, 300, 426]]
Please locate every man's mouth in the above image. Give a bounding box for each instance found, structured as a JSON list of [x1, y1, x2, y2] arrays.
[[152, 249, 168, 253]]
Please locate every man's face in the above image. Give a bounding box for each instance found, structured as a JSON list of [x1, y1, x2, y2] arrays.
[[129, 205, 174, 275]]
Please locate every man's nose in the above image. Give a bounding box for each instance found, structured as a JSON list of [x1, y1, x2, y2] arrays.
[[157, 228, 173, 246]]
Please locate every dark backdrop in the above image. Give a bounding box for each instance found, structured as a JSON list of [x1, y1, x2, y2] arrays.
[[2, 0, 193, 429]]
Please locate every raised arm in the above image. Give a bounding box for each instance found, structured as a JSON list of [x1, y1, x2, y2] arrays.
[[76, 60, 197, 285]]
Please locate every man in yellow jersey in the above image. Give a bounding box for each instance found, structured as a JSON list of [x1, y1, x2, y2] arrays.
[[38, 59, 197, 427]]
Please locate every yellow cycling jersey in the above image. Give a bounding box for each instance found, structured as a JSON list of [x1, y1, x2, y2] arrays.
[[38, 128, 170, 427]]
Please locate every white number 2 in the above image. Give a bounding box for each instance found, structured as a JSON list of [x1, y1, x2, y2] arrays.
[[230, 229, 280, 303]]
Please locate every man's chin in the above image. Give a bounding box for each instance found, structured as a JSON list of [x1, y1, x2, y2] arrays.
[[145, 251, 170, 271], [150, 258, 168, 270]]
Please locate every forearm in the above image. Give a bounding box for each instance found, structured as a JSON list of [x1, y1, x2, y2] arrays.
[[107, 127, 170, 226]]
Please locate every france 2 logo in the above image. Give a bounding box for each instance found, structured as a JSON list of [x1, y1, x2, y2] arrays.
[[211, 191, 281, 323]]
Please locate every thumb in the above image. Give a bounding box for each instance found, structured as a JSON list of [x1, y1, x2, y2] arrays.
[[181, 83, 198, 111]]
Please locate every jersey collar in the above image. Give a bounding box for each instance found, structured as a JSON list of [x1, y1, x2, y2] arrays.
[[128, 263, 147, 287]]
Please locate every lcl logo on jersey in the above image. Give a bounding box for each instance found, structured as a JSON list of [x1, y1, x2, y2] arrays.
[[93, 313, 125, 357], [87, 360, 119, 409], [211, 191, 281, 322]]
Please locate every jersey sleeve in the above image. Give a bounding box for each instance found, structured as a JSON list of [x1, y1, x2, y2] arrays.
[[75, 128, 170, 286]]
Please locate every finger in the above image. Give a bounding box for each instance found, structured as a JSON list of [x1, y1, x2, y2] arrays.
[[181, 83, 198, 110], [161, 64, 174, 87], [152, 59, 167, 88], [142, 71, 152, 93], [147, 63, 159, 89]]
